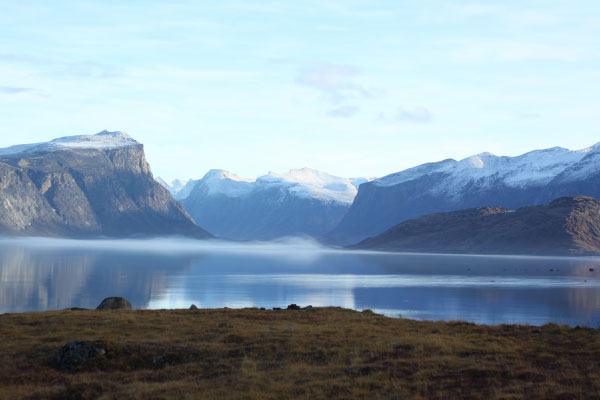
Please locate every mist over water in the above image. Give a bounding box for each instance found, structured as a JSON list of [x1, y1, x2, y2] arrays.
[[1, 237, 600, 326]]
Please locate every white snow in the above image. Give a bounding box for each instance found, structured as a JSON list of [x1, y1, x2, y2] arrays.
[[0, 130, 139, 157], [187, 167, 361, 204], [51, 130, 138, 149], [173, 180, 199, 201], [374, 143, 600, 194], [257, 168, 358, 204], [196, 169, 256, 198], [156, 177, 193, 198]]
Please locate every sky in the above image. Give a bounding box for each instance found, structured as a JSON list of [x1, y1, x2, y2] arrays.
[[1, 1, 599, 181]]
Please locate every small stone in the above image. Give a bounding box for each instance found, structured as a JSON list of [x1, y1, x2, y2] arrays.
[[153, 355, 167, 369], [218, 322, 228, 328], [64, 307, 88, 311], [96, 297, 132, 310], [284, 326, 293, 332], [531, 328, 542, 334], [431, 329, 440, 334], [189, 304, 198, 310]]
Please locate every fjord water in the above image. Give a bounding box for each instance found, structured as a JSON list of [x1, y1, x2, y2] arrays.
[[1, 238, 599, 326]]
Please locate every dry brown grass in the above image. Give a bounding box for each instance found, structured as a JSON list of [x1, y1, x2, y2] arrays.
[[0, 307, 599, 399]]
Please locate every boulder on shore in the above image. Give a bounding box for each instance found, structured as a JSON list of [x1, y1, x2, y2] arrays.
[[96, 297, 132, 310], [57, 341, 106, 372]]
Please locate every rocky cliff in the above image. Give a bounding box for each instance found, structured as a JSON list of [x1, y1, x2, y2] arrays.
[[352, 196, 600, 256], [0, 131, 210, 238]]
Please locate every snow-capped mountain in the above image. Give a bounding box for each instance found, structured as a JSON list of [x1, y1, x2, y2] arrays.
[[181, 168, 362, 240], [0, 130, 139, 156], [332, 142, 600, 244], [0, 130, 210, 238], [156, 177, 192, 197]]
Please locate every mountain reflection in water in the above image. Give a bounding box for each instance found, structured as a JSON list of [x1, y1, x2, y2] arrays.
[[1, 238, 599, 326]]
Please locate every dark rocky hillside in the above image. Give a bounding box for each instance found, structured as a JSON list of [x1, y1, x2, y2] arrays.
[[0, 131, 210, 238], [352, 196, 600, 256]]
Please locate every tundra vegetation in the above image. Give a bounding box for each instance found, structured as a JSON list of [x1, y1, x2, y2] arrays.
[[0, 307, 599, 399]]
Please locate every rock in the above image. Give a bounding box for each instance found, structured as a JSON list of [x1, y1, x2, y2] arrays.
[[218, 322, 228, 328], [590, 268, 595, 272], [284, 326, 293, 332], [431, 329, 440, 334], [532, 328, 542, 334], [287, 304, 301, 310], [64, 307, 88, 311], [96, 297, 132, 310], [57, 341, 106, 372], [153, 355, 167, 369], [273, 307, 281, 311], [259, 307, 266, 310], [189, 304, 198, 310]]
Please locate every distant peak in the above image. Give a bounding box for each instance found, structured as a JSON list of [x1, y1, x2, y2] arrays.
[[95, 130, 132, 139], [0, 130, 140, 157], [202, 169, 255, 182], [51, 130, 139, 149]]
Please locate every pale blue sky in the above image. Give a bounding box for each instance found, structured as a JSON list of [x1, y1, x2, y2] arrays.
[[1, 1, 599, 180]]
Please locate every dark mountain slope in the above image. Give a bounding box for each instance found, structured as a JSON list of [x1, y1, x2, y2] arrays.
[[352, 196, 600, 256]]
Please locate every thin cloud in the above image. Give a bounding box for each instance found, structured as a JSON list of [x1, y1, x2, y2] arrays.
[[396, 107, 432, 123], [296, 63, 373, 104], [327, 105, 359, 118], [0, 53, 123, 80], [0, 86, 33, 95]]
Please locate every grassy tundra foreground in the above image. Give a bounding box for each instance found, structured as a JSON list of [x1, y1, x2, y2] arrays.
[[1, 308, 599, 399]]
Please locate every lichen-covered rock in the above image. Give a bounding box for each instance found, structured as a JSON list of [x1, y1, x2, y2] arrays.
[[57, 341, 106, 372], [96, 297, 132, 310]]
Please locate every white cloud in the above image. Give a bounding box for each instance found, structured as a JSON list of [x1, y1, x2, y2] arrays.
[[396, 106, 432, 123], [327, 105, 359, 118], [296, 62, 374, 104], [0, 86, 32, 95]]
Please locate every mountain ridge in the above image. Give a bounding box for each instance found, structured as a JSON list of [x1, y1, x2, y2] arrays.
[[352, 196, 600, 256], [332, 142, 600, 243]]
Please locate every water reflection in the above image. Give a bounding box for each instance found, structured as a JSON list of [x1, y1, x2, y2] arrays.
[[1, 238, 600, 326]]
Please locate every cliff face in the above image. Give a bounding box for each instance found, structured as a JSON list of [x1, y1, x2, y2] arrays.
[[0, 132, 210, 238], [352, 196, 600, 256]]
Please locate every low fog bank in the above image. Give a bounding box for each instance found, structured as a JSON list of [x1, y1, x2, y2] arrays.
[[1, 236, 599, 261], [0, 236, 345, 255]]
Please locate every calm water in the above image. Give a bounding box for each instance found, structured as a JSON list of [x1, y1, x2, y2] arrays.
[[1, 237, 600, 326]]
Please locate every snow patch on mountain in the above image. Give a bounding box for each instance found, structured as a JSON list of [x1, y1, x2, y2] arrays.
[[181, 168, 364, 204], [374, 144, 600, 192], [0, 130, 139, 157], [257, 168, 358, 204], [156, 177, 192, 197]]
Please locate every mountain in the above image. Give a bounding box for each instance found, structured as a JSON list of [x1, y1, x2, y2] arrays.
[[181, 168, 360, 240], [332, 143, 600, 243], [156, 177, 191, 197], [0, 130, 211, 238], [352, 196, 600, 256]]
